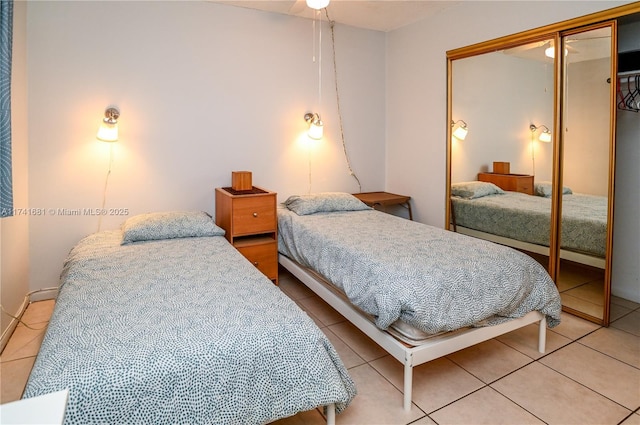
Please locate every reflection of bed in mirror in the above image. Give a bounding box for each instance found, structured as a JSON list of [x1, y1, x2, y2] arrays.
[[450, 181, 607, 269]]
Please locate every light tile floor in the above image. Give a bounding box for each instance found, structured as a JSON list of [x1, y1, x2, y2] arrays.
[[2, 271, 639, 425]]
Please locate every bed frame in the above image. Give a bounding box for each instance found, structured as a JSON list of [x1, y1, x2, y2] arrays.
[[280, 255, 547, 412], [455, 225, 605, 269]]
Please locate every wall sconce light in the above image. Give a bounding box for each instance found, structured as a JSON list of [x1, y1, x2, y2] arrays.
[[96, 107, 120, 142], [530, 123, 552, 143], [306, 0, 329, 9], [451, 119, 468, 140], [304, 112, 324, 140]]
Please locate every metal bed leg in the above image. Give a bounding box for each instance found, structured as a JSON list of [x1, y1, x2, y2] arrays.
[[538, 316, 547, 353], [326, 403, 336, 425], [403, 361, 413, 412]]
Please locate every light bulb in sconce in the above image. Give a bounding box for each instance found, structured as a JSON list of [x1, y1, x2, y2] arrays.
[[544, 45, 568, 59], [304, 112, 324, 140], [306, 0, 329, 10], [530, 124, 552, 143], [97, 107, 120, 142], [451, 119, 468, 141]]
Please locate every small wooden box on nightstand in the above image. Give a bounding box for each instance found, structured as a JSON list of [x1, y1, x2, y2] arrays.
[[215, 186, 278, 284]]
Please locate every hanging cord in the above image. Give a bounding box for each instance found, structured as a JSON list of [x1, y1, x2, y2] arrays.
[[307, 9, 322, 195], [97, 143, 114, 232], [308, 146, 312, 194], [324, 8, 362, 192], [318, 9, 322, 110], [530, 131, 536, 177], [1, 304, 48, 331], [0, 287, 58, 331]]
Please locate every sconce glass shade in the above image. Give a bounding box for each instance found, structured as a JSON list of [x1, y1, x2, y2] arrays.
[[306, 0, 329, 9], [308, 120, 324, 140], [539, 130, 552, 143], [453, 125, 468, 141], [97, 122, 118, 142], [451, 120, 468, 140], [305, 112, 324, 140], [97, 107, 120, 142]]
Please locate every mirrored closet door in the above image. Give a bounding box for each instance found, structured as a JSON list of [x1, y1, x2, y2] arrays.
[[448, 35, 557, 291], [556, 24, 615, 322], [446, 4, 640, 325]]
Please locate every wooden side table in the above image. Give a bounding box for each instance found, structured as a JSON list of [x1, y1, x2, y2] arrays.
[[215, 186, 278, 284], [353, 191, 413, 220]]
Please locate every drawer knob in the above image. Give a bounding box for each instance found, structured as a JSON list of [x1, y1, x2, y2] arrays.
[[253, 261, 259, 266], [253, 212, 258, 218]]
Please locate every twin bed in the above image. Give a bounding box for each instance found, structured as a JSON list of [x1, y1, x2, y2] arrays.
[[25, 194, 563, 421], [277, 192, 562, 411], [23, 211, 355, 424]]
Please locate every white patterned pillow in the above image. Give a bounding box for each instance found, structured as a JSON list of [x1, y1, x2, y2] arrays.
[[451, 181, 505, 199], [534, 181, 573, 197], [121, 211, 225, 244], [284, 192, 371, 216]]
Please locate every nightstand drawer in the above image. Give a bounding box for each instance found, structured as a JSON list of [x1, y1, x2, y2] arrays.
[[236, 241, 278, 280], [232, 196, 276, 235]]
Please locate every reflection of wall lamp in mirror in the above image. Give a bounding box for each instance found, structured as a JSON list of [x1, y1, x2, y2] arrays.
[[451, 120, 468, 140], [97, 107, 120, 142], [530, 124, 552, 143], [304, 112, 324, 140]]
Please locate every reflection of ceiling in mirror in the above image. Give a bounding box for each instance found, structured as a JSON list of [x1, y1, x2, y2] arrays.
[[501, 40, 554, 63], [501, 28, 611, 64]]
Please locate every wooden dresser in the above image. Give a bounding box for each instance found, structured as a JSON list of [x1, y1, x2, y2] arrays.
[[215, 186, 278, 284], [478, 172, 534, 195]]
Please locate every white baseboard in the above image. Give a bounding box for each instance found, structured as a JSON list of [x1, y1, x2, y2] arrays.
[[29, 288, 58, 302]]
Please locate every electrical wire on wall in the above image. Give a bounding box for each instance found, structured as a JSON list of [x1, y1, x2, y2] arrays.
[[325, 8, 362, 193], [308, 145, 313, 194], [97, 144, 114, 232], [530, 131, 536, 177], [0, 286, 59, 331]]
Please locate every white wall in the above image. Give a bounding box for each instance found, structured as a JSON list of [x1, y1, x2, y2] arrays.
[[26, 1, 386, 292], [1, 0, 29, 345], [385, 0, 631, 226]]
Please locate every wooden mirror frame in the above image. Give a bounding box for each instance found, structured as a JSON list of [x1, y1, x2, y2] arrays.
[[445, 2, 640, 325]]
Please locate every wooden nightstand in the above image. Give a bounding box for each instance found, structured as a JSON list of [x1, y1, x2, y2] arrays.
[[478, 172, 534, 195], [215, 186, 278, 284], [353, 191, 413, 220]]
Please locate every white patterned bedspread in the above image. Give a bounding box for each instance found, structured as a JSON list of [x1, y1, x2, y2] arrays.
[[278, 207, 561, 334], [451, 192, 607, 257], [24, 231, 355, 424]]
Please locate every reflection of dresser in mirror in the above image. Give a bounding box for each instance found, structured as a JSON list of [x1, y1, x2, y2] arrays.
[[478, 172, 534, 195]]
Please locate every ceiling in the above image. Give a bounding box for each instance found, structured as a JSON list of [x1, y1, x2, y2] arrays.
[[212, 0, 459, 32]]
